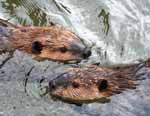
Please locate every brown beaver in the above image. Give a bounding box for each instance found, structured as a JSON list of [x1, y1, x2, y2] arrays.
[[0, 18, 91, 63], [48, 58, 150, 104]]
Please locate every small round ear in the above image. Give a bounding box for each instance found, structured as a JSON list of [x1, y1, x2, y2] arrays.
[[32, 41, 43, 54], [98, 79, 108, 91]]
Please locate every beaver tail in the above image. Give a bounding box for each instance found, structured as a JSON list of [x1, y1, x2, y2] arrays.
[[0, 18, 18, 28]]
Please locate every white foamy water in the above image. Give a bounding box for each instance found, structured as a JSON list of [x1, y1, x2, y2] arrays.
[[0, 0, 150, 116]]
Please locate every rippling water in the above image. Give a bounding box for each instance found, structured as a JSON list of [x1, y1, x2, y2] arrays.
[[0, 0, 150, 116], [1, 0, 150, 64]]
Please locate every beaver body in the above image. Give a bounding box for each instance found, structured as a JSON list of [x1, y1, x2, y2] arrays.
[[0, 19, 91, 63], [49, 59, 150, 104]]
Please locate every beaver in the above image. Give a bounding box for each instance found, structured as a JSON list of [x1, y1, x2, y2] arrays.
[[48, 59, 150, 104], [0, 18, 91, 63]]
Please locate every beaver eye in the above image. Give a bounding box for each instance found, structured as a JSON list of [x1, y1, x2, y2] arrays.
[[72, 82, 80, 88], [98, 79, 108, 91], [32, 41, 43, 54], [60, 47, 67, 53]]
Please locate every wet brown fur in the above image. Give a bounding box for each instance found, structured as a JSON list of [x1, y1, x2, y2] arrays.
[[49, 59, 150, 103], [0, 19, 88, 63]]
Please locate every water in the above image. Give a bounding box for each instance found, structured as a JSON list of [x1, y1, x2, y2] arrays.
[[1, 0, 150, 64], [0, 0, 150, 116]]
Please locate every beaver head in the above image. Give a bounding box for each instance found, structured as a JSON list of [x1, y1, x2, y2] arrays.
[[48, 65, 142, 104], [9, 26, 91, 63]]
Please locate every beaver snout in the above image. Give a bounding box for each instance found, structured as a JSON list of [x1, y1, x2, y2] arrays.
[[49, 81, 56, 91], [70, 42, 91, 59], [82, 48, 91, 59]]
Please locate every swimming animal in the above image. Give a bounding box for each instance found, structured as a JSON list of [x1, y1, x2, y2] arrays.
[[0, 18, 91, 63], [48, 59, 150, 104]]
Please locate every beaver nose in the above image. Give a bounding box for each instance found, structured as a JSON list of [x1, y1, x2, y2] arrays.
[[82, 48, 91, 58], [49, 81, 56, 91]]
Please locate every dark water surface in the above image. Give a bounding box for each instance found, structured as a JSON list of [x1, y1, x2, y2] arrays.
[[0, 0, 150, 116]]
